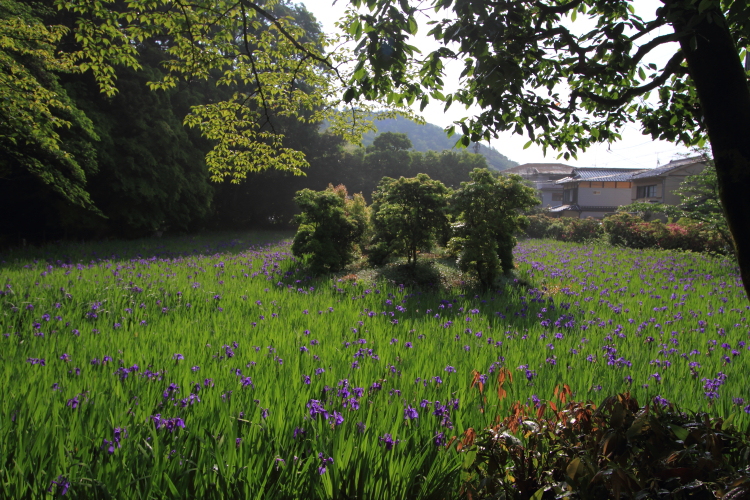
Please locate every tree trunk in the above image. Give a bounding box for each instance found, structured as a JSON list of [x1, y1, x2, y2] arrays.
[[667, 2, 750, 298]]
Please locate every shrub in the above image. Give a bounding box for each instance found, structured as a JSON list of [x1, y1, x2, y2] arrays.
[[559, 217, 604, 243], [603, 213, 659, 249], [466, 392, 750, 500], [524, 214, 560, 239], [603, 213, 730, 254], [449, 169, 538, 288], [369, 174, 451, 266], [524, 215, 602, 243], [291, 187, 363, 273], [327, 184, 371, 246]]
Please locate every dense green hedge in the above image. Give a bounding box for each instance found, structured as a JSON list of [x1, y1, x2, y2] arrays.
[[524, 213, 731, 254], [524, 215, 603, 243]]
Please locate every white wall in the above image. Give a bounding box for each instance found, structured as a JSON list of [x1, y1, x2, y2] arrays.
[[577, 187, 632, 206]]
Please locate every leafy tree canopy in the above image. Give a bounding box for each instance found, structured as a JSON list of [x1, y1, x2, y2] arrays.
[[341, 0, 750, 297], [291, 186, 362, 273], [56, 0, 359, 182], [449, 169, 539, 288], [370, 173, 451, 265], [2, 0, 414, 212], [367, 131, 412, 152], [0, 0, 98, 208]]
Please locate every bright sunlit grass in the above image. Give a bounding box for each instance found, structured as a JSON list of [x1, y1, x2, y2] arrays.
[[1, 233, 746, 498]]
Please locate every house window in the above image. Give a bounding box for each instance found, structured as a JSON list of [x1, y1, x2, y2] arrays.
[[551, 192, 563, 201], [636, 185, 657, 198]]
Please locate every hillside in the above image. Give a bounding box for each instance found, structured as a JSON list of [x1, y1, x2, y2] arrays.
[[360, 116, 518, 171]]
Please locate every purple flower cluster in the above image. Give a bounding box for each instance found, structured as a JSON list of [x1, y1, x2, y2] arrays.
[[317, 453, 334, 475], [151, 414, 186, 432], [101, 427, 127, 454]]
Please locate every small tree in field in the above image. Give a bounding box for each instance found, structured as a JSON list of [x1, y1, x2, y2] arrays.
[[291, 187, 362, 273], [449, 169, 538, 288], [369, 174, 450, 266], [327, 183, 372, 246]]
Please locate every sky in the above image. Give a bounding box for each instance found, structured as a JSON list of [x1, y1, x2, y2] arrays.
[[300, 0, 696, 170]]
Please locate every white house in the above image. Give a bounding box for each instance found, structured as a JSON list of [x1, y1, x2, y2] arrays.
[[549, 168, 644, 219]]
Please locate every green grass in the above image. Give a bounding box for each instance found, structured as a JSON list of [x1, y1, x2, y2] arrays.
[[0, 233, 747, 498]]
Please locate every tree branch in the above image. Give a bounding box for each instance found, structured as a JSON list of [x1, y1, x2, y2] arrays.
[[535, 0, 586, 16], [630, 32, 681, 67], [239, 0, 331, 68], [577, 50, 686, 107], [240, 1, 275, 134], [628, 16, 667, 44]]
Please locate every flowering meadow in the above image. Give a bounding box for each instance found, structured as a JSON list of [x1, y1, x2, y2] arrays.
[[1, 232, 748, 499]]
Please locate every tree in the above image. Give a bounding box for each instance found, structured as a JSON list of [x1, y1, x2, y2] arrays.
[[61, 42, 215, 236], [54, 0, 414, 181], [291, 187, 362, 273], [2, 0, 413, 221], [363, 132, 413, 187], [449, 169, 539, 288], [0, 0, 98, 208], [342, 0, 750, 298], [625, 157, 734, 251], [369, 173, 450, 265], [410, 150, 489, 189], [369, 131, 413, 152]]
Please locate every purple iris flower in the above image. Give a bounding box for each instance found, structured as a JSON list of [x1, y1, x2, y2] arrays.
[[151, 414, 185, 432], [404, 406, 419, 420], [379, 433, 398, 450], [434, 432, 446, 446], [48, 475, 70, 496]]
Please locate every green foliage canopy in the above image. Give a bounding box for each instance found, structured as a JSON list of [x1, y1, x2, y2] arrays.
[[57, 0, 341, 183], [369, 173, 450, 265], [65, 44, 215, 235], [2, 0, 412, 216], [291, 187, 362, 273], [0, 0, 98, 207], [449, 169, 539, 288]]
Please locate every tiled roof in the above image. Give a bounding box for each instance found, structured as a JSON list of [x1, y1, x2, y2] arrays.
[[585, 172, 643, 182], [556, 172, 643, 184], [502, 163, 575, 175], [630, 156, 706, 180], [556, 167, 645, 184], [573, 168, 643, 179], [549, 204, 620, 213]]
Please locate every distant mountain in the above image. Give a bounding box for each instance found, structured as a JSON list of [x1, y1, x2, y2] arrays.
[[359, 116, 518, 171]]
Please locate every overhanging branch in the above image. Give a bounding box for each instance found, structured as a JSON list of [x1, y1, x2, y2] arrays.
[[576, 50, 686, 108]]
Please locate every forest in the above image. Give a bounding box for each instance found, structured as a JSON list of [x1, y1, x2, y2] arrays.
[[0, 0, 508, 246]]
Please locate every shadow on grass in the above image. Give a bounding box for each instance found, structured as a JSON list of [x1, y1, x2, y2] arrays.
[[334, 254, 536, 297], [0, 229, 295, 267], [350, 258, 471, 294]]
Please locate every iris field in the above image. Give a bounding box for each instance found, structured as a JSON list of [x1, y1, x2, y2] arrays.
[[1, 232, 748, 499]]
